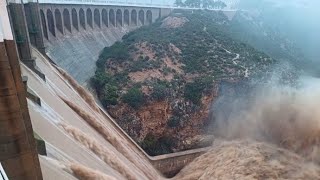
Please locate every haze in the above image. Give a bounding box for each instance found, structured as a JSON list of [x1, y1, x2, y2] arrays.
[[238, 0, 320, 63]]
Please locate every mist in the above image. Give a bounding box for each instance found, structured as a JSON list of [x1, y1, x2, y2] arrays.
[[211, 66, 320, 162], [238, 0, 320, 63]]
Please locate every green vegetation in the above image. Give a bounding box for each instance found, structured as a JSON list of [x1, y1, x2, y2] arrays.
[[97, 42, 129, 67], [91, 10, 275, 156], [167, 116, 181, 128], [91, 71, 112, 89], [123, 87, 144, 109], [174, 0, 227, 9], [101, 85, 118, 107], [184, 77, 213, 104], [140, 133, 174, 156], [151, 82, 168, 101]]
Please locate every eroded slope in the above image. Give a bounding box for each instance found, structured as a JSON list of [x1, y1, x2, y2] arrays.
[[92, 10, 274, 155]]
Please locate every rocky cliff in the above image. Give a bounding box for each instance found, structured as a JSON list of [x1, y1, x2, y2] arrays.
[[92, 10, 275, 155]]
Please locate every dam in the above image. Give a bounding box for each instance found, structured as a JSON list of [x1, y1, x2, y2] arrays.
[[1, 0, 219, 179], [3, 0, 320, 179]]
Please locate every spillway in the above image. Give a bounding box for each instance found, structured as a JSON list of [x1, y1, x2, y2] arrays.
[[23, 47, 162, 179]]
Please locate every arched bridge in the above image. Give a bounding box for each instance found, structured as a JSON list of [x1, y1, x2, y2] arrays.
[[39, 5, 160, 40]]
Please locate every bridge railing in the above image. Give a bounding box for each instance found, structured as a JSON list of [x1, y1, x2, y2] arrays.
[[24, 0, 175, 8]]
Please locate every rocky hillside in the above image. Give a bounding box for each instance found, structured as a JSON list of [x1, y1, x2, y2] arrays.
[[91, 10, 275, 155]]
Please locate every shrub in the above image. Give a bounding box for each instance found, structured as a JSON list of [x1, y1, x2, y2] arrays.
[[140, 133, 157, 150], [167, 116, 181, 128], [151, 83, 167, 101], [91, 71, 112, 89], [97, 42, 129, 67], [184, 77, 213, 104], [123, 87, 144, 109], [113, 72, 128, 84], [184, 82, 203, 104], [101, 85, 118, 107], [140, 134, 174, 156]]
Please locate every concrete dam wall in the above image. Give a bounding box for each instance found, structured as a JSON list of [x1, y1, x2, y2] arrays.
[[37, 4, 169, 85], [45, 26, 134, 84]]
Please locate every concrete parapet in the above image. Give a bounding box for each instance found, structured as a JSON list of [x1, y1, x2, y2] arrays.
[[0, 39, 43, 180], [150, 147, 209, 177]]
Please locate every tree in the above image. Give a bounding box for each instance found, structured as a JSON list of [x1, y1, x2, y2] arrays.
[[184, 77, 213, 104], [123, 87, 144, 109], [151, 83, 167, 101], [202, 0, 211, 9], [184, 82, 203, 104], [214, 0, 227, 9], [174, 0, 185, 7], [140, 133, 174, 156], [91, 71, 112, 89], [184, 0, 201, 8], [167, 116, 181, 128], [101, 85, 118, 107]]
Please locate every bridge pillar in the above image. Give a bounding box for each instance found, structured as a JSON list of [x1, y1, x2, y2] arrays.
[[83, 8, 88, 30], [8, 2, 33, 63], [121, 9, 124, 27], [128, 9, 131, 26], [24, 2, 46, 54], [71, 8, 80, 32], [62, 8, 72, 34], [7, 1, 45, 80], [93, 8, 101, 29]]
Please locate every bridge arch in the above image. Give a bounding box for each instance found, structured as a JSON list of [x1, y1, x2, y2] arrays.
[[79, 8, 85, 29], [116, 9, 122, 27], [102, 9, 108, 27], [72, 8, 78, 31], [63, 9, 71, 33], [138, 10, 144, 26], [109, 9, 115, 27], [124, 9, 129, 26], [54, 9, 63, 34], [40, 9, 48, 39], [131, 9, 137, 26], [47, 9, 55, 37], [86, 8, 93, 28], [146, 10, 152, 25], [94, 9, 100, 28]]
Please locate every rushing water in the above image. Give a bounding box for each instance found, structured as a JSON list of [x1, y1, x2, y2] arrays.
[[175, 76, 320, 179]]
